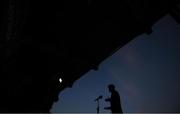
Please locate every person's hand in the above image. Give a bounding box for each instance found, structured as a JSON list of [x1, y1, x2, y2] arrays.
[[105, 97, 110, 102], [104, 107, 111, 110]]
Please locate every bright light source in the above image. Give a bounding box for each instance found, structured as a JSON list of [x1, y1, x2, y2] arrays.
[[59, 78, 62, 83]]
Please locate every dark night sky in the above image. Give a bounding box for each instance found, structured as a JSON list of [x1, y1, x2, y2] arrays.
[[51, 15, 180, 113]]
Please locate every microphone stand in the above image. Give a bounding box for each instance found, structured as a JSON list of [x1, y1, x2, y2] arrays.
[[95, 98, 101, 114]]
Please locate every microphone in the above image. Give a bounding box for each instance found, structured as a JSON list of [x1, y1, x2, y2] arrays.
[[94, 95, 103, 101]]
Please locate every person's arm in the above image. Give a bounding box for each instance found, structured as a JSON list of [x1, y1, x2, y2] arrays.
[[104, 106, 111, 110], [105, 97, 111, 102]]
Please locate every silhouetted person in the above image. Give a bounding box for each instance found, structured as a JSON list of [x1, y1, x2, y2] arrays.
[[104, 84, 123, 113]]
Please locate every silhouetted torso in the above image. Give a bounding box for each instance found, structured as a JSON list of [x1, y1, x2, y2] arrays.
[[110, 90, 123, 113]]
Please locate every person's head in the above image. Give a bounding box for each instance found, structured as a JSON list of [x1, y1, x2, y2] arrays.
[[108, 84, 115, 93]]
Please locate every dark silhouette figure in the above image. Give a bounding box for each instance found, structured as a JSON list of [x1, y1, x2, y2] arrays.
[[104, 84, 123, 113]]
